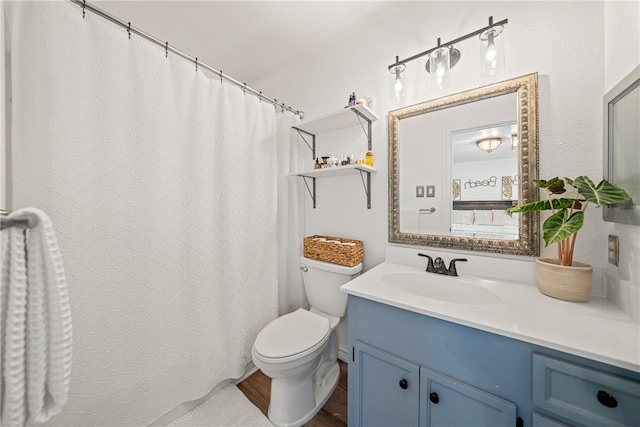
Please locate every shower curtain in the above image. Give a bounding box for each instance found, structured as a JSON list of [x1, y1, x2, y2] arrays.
[[5, 2, 303, 425]]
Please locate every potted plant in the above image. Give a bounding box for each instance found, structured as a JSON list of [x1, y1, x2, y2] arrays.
[[509, 176, 630, 302]]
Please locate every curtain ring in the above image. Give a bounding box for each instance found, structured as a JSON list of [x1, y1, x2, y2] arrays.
[[273, 99, 278, 110], [127, 22, 131, 39], [242, 83, 247, 95], [165, 42, 168, 58], [219, 70, 223, 85], [195, 57, 198, 72], [82, 0, 86, 18], [258, 91, 262, 102]]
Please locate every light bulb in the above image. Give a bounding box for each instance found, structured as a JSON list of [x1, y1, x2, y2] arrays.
[[389, 62, 406, 102], [429, 46, 450, 90], [394, 77, 403, 97], [480, 26, 505, 76], [485, 42, 497, 61], [484, 31, 496, 61]]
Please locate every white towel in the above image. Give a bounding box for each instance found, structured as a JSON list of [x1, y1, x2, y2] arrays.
[[1, 208, 72, 426]]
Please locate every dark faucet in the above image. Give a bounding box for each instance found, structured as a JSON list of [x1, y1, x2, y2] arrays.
[[433, 257, 449, 274], [447, 258, 468, 277], [418, 253, 434, 273], [418, 253, 467, 276]]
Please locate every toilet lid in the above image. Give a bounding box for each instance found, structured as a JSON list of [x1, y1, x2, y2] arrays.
[[254, 309, 330, 359]]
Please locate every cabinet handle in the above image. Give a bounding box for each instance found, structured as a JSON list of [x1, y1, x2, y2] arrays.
[[597, 390, 618, 408], [429, 392, 439, 404], [399, 379, 408, 390]]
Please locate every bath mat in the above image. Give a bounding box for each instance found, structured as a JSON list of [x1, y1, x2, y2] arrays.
[[168, 384, 273, 426]]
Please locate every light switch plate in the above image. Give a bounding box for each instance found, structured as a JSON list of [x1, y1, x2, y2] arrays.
[[608, 235, 619, 266], [426, 185, 435, 197], [416, 186, 425, 197]]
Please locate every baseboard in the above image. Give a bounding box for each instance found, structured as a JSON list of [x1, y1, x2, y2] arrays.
[[338, 346, 349, 363]]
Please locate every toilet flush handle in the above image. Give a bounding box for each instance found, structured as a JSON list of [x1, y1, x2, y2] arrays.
[[299, 266, 308, 272]]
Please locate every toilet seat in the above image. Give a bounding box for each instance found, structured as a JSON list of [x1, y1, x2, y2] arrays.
[[254, 309, 330, 363]]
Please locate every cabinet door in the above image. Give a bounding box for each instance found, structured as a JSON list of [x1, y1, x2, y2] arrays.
[[420, 367, 516, 427], [352, 341, 420, 427]]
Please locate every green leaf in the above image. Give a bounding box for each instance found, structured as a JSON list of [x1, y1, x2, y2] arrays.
[[543, 210, 584, 246], [533, 177, 566, 195], [546, 177, 566, 194], [509, 198, 574, 213], [509, 200, 550, 213], [572, 176, 630, 206]]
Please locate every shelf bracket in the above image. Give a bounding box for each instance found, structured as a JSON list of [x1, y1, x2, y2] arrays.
[[350, 107, 373, 151], [358, 170, 372, 209], [293, 127, 316, 159], [300, 176, 317, 209]]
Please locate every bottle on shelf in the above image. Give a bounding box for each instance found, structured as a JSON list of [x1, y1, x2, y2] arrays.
[[314, 158, 321, 169], [365, 151, 374, 167]]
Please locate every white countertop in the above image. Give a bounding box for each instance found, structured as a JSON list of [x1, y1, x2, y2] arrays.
[[341, 260, 640, 373]]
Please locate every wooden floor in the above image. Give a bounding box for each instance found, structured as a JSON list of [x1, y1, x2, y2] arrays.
[[237, 360, 348, 427]]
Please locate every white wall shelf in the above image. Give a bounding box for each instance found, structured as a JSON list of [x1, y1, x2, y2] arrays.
[[293, 104, 378, 136], [293, 164, 376, 178], [291, 105, 378, 209]]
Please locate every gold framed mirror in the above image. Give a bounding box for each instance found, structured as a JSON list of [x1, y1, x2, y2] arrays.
[[388, 73, 540, 256]]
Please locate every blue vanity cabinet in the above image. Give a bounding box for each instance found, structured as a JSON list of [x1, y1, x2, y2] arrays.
[[347, 295, 640, 427], [420, 367, 516, 427], [353, 341, 420, 427]]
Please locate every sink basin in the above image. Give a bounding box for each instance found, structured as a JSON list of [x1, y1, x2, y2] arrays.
[[382, 273, 500, 305]]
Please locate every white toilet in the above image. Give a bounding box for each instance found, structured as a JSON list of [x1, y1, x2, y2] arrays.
[[252, 256, 362, 427]]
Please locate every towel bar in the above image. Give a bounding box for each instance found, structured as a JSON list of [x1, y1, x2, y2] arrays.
[[0, 212, 39, 230]]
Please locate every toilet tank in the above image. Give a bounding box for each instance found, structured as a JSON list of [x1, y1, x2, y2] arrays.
[[300, 256, 362, 317]]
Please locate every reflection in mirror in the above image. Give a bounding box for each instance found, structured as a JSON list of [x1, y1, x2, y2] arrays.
[[389, 73, 540, 256], [451, 120, 519, 240], [604, 65, 640, 225]]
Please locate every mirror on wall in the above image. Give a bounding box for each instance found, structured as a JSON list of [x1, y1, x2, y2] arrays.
[[388, 73, 540, 256], [603, 65, 640, 225]]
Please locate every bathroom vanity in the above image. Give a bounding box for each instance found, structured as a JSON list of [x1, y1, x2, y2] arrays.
[[342, 250, 640, 427]]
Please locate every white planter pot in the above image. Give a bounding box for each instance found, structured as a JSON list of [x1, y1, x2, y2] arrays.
[[536, 258, 593, 303]]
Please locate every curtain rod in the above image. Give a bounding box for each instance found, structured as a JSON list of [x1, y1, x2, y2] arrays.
[[68, 0, 304, 119]]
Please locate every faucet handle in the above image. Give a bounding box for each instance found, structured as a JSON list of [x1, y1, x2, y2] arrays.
[[418, 253, 435, 272], [448, 258, 467, 277], [433, 257, 448, 274]]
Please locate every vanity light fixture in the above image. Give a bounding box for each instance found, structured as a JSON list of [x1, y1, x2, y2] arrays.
[[511, 133, 519, 150], [428, 39, 452, 89], [510, 123, 519, 150], [424, 45, 461, 73], [387, 16, 508, 95], [389, 56, 407, 103], [476, 137, 503, 153], [479, 16, 505, 76]]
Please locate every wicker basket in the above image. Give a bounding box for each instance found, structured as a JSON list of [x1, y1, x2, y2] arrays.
[[303, 235, 364, 267]]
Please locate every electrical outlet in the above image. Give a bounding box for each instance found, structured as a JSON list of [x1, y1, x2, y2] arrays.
[[608, 235, 619, 266]]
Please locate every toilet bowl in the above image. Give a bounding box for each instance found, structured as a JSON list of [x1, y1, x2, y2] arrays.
[[252, 256, 362, 427]]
